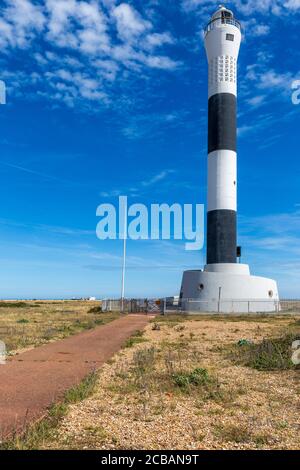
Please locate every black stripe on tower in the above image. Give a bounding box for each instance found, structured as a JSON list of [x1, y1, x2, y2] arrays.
[[207, 210, 237, 264], [208, 93, 236, 153], [207, 93, 237, 265]]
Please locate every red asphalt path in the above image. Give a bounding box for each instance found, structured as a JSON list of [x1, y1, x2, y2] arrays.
[[0, 314, 152, 440]]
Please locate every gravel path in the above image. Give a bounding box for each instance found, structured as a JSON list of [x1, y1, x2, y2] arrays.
[[0, 314, 152, 440]]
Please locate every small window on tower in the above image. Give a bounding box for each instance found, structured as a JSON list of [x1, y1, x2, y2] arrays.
[[226, 33, 234, 41]]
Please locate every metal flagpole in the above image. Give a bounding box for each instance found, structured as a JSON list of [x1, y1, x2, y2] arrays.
[[121, 206, 127, 313]]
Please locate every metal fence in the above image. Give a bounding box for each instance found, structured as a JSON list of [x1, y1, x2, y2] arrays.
[[101, 298, 300, 315], [179, 299, 278, 314], [279, 300, 300, 313], [101, 298, 161, 314]]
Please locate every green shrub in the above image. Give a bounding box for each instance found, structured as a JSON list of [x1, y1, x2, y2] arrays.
[[132, 347, 156, 373], [173, 368, 210, 389], [0, 302, 27, 308], [124, 336, 147, 348], [215, 423, 252, 444], [88, 306, 102, 314], [230, 334, 300, 370], [123, 330, 147, 348]]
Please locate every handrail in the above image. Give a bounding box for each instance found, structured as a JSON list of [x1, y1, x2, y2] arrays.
[[205, 17, 241, 35]]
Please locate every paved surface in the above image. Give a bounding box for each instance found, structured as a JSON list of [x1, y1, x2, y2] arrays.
[[0, 314, 152, 440]]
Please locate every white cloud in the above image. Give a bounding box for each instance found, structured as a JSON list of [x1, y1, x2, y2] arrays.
[[112, 3, 152, 42], [144, 32, 175, 49], [243, 48, 299, 103], [251, 24, 270, 36], [284, 0, 300, 10], [44, 69, 108, 107], [247, 95, 266, 107], [121, 110, 189, 140], [182, 0, 300, 15], [46, 0, 109, 53], [0, 0, 180, 110], [237, 125, 253, 136], [93, 59, 119, 81], [241, 209, 300, 236], [259, 71, 292, 90], [0, 0, 45, 49], [234, 0, 282, 15], [1, 0, 295, 114], [242, 19, 270, 37], [99, 169, 176, 199], [100, 189, 122, 198], [247, 67, 296, 96], [144, 55, 180, 70], [141, 170, 175, 187]]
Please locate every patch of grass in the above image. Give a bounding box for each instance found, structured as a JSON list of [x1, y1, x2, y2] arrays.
[[173, 368, 210, 389], [124, 337, 147, 348], [88, 306, 102, 314], [111, 342, 227, 405], [133, 330, 144, 337], [228, 333, 300, 370], [214, 423, 252, 444], [151, 315, 187, 327], [0, 303, 119, 353], [275, 420, 289, 430], [132, 346, 156, 373], [124, 330, 148, 348], [78, 321, 94, 330], [64, 372, 98, 403], [171, 366, 231, 402], [0, 372, 98, 450], [290, 319, 300, 329], [152, 313, 295, 326], [160, 339, 189, 351], [215, 422, 272, 447], [83, 425, 107, 441], [253, 432, 272, 447], [0, 302, 28, 308]]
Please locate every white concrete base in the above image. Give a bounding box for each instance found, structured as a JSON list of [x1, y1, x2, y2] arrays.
[[180, 264, 280, 313]]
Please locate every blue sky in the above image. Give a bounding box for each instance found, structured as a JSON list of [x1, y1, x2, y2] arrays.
[[0, 0, 299, 299]]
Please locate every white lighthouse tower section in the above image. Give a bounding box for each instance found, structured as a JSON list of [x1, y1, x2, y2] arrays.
[[208, 149, 237, 212], [205, 7, 241, 99], [179, 6, 280, 314]]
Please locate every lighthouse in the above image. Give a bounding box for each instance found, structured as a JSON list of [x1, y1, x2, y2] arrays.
[[180, 6, 280, 313], [205, 6, 240, 266]]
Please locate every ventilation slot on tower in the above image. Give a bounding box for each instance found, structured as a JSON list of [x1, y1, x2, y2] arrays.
[[209, 57, 237, 88]]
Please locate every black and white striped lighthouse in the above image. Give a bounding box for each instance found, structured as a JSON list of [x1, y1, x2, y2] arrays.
[[179, 6, 279, 313], [204, 6, 241, 265]]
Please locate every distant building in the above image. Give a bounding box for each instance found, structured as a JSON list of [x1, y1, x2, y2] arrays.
[[166, 296, 179, 307]]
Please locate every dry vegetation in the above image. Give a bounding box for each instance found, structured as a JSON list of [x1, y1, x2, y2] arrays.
[[0, 300, 119, 354], [29, 313, 299, 451]]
